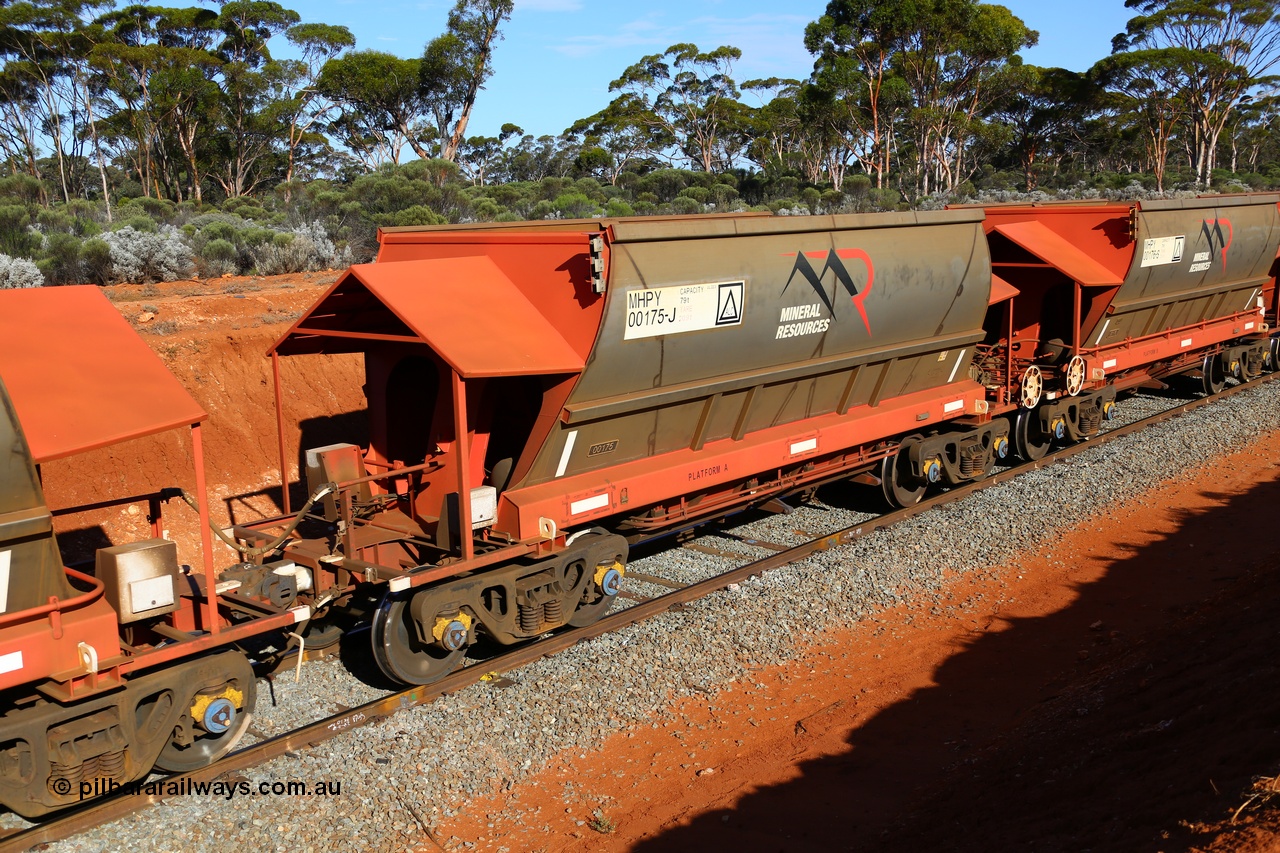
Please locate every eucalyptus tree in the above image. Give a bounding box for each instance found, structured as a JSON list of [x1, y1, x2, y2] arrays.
[[1223, 94, 1278, 172], [318, 50, 434, 166], [804, 0, 1035, 196], [566, 95, 674, 185], [0, 1, 113, 201], [278, 22, 354, 189], [892, 0, 1037, 196], [607, 43, 748, 173], [1113, 0, 1280, 185], [208, 1, 299, 198], [804, 0, 914, 189], [1093, 48, 1191, 190], [456, 121, 521, 185], [992, 65, 1097, 190], [91, 5, 223, 202], [420, 0, 514, 162]]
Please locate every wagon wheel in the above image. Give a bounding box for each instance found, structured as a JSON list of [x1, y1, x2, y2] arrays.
[[1270, 338, 1279, 373], [1201, 352, 1226, 396], [1064, 355, 1086, 396], [154, 651, 256, 773], [1019, 366, 1043, 409], [879, 440, 926, 509], [568, 562, 625, 630], [300, 618, 343, 651], [1013, 408, 1052, 462], [370, 590, 466, 686]]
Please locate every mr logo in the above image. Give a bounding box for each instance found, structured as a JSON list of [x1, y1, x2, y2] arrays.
[[1199, 219, 1233, 270], [781, 248, 875, 336]]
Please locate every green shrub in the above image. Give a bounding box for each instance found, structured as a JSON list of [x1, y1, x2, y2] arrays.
[[81, 239, 113, 285], [552, 192, 600, 219], [670, 196, 701, 215], [199, 220, 240, 244], [115, 215, 157, 233], [129, 196, 175, 219], [0, 205, 38, 257], [528, 199, 555, 219], [37, 232, 84, 285], [238, 226, 276, 247], [382, 205, 446, 227], [202, 238, 237, 262], [0, 174, 44, 205], [470, 197, 504, 220], [604, 198, 635, 217]]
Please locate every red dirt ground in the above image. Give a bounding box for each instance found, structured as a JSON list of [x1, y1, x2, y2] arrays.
[[438, 430, 1280, 853], [39, 276, 1280, 852]]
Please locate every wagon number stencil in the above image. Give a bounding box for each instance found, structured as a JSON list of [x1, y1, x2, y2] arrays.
[[623, 281, 744, 340]]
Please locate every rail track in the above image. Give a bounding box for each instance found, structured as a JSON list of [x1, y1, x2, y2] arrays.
[[4, 372, 1277, 853]]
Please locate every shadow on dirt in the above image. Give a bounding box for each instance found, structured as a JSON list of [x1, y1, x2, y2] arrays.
[[633, 471, 1280, 853], [222, 409, 370, 523]]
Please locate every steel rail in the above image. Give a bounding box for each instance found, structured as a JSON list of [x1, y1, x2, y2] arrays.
[[5, 372, 1277, 853]]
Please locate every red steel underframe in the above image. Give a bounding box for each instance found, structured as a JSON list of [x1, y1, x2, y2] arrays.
[[1081, 306, 1266, 379], [506, 380, 988, 543], [0, 421, 307, 697]]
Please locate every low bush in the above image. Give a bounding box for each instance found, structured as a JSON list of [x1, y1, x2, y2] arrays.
[[0, 253, 45, 288], [101, 225, 194, 284]]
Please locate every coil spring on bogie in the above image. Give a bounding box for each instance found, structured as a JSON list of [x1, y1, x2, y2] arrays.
[[97, 750, 125, 778], [47, 749, 127, 794], [1080, 409, 1102, 436], [48, 762, 83, 792], [959, 446, 984, 477], [543, 598, 562, 625], [518, 603, 541, 633]]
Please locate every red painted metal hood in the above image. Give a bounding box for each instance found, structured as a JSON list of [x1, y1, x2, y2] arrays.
[[0, 286, 206, 462], [271, 256, 586, 377], [990, 219, 1126, 287]]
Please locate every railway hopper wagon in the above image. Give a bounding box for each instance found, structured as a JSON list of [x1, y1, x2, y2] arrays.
[[0, 288, 307, 818], [252, 210, 1010, 685], [965, 195, 1279, 461]]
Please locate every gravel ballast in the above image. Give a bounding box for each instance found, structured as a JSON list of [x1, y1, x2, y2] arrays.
[[21, 379, 1280, 852]]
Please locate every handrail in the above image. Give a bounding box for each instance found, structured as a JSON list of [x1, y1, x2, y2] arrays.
[[0, 566, 105, 628]]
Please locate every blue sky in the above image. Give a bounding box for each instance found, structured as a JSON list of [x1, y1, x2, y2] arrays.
[[290, 0, 1136, 139]]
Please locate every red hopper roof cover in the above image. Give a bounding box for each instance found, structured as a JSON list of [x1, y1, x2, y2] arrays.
[[0, 286, 206, 462], [271, 256, 585, 378]]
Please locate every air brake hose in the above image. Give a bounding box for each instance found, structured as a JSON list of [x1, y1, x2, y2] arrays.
[[174, 482, 337, 558]]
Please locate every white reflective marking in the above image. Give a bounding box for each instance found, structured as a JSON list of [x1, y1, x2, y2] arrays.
[[0, 550, 9, 613], [789, 438, 818, 455], [943, 399, 964, 414], [947, 349, 967, 383], [290, 605, 312, 624], [555, 430, 578, 478], [129, 575, 174, 612], [1103, 358, 1118, 369], [1094, 318, 1110, 346], [1181, 338, 1193, 348], [0, 651, 21, 675], [1246, 289, 1259, 310], [388, 577, 411, 592], [1246, 321, 1256, 331], [570, 493, 610, 515]]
